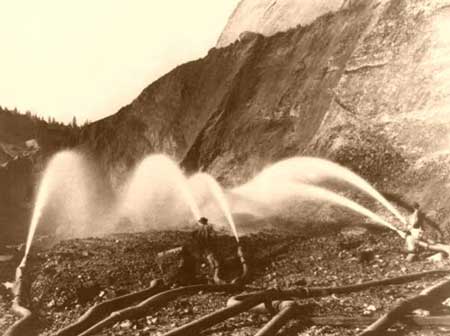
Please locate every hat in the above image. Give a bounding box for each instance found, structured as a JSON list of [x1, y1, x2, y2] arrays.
[[198, 217, 208, 225]]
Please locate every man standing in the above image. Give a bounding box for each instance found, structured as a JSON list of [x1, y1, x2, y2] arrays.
[[193, 217, 216, 253], [166, 217, 220, 285], [192, 217, 224, 284], [405, 202, 424, 262]]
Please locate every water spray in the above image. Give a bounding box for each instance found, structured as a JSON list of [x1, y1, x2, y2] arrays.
[[24, 151, 58, 258], [235, 181, 405, 236], [6, 151, 450, 336], [5, 150, 95, 336], [119, 154, 201, 228], [190, 172, 247, 284], [236, 157, 407, 226], [195, 172, 240, 243]]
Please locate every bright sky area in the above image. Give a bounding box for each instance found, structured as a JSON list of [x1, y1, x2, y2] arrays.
[[0, 0, 240, 123]]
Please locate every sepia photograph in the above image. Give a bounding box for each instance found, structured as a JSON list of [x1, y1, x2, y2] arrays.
[[1, 0, 450, 335]]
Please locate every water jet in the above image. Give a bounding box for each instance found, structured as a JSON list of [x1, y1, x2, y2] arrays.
[[5, 150, 96, 336], [236, 157, 407, 226], [234, 181, 404, 235], [193, 172, 240, 243], [4, 253, 34, 336], [119, 154, 202, 230]]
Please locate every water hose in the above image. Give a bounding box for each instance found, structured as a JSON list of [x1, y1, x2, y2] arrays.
[[53, 279, 166, 336], [209, 243, 249, 285], [77, 283, 247, 336], [4, 256, 36, 336], [254, 301, 297, 336]]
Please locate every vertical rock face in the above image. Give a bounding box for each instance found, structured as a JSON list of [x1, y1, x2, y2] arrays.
[[216, 0, 347, 48], [308, 1, 450, 191], [78, 0, 450, 181], [76, 0, 450, 234], [183, 0, 392, 185]]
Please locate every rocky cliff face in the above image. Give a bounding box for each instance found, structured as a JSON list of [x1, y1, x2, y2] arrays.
[[216, 0, 347, 48], [77, 0, 450, 235], [80, 1, 373, 186]]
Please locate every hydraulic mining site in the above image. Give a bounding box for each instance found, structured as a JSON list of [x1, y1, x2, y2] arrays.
[[2, 0, 450, 335]]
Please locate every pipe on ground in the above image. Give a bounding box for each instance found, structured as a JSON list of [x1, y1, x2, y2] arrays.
[[4, 257, 36, 336], [162, 290, 279, 336], [254, 301, 298, 336], [54, 279, 166, 336]]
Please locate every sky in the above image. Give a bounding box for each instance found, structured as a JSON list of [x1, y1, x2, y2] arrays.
[[0, 0, 240, 124]]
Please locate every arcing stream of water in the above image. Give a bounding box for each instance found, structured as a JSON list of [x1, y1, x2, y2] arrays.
[[236, 157, 407, 226], [5, 150, 87, 336], [23, 151, 89, 260], [236, 181, 403, 235], [120, 154, 201, 225], [193, 172, 240, 242], [23, 154, 406, 262]]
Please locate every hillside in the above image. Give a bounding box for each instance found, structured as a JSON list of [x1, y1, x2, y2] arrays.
[[3, 229, 449, 336], [216, 0, 347, 47], [0, 108, 78, 243], [78, 0, 450, 235], [3, 1, 450, 335]]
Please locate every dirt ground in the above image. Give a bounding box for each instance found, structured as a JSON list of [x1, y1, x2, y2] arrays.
[[1, 227, 450, 336]]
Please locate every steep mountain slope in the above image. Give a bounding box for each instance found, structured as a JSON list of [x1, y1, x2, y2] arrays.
[[77, 48, 263, 186], [78, 0, 450, 235], [216, 0, 347, 47], [80, 1, 376, 186], [308, 0, 450, 235]]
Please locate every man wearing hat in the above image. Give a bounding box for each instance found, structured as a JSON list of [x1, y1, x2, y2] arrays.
[[193, 217, 215, 250], [191, 217, 224, 284]]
